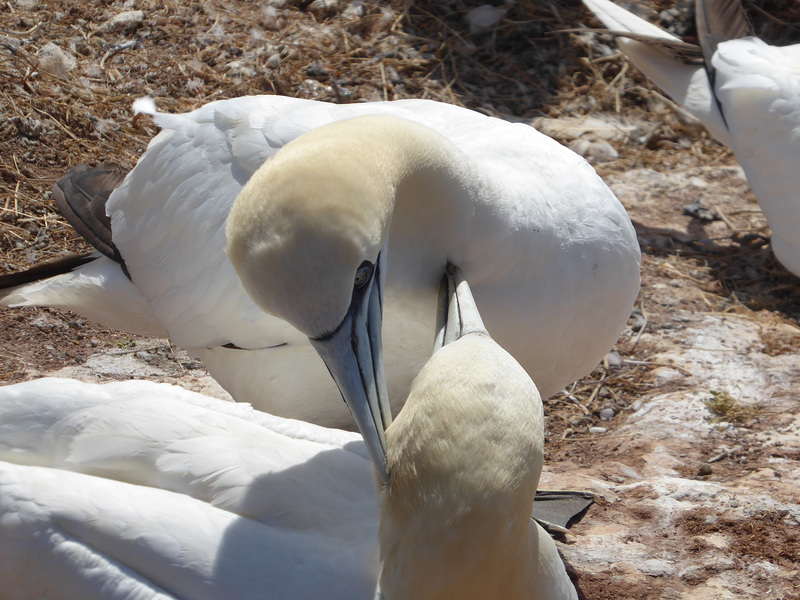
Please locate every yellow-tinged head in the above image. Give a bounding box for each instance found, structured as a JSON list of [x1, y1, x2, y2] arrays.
[[225, 115, 459, 484], [226, 117, 401, 339], [376, 266, 567, 600]]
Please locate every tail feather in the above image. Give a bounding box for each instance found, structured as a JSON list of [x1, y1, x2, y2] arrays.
[[0, 254, 167, 338], [580, 0, 733, 145], [0, 253, 98, 292]]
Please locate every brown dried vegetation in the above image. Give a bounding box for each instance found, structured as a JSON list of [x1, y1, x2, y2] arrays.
[[1, 0, 800, 597]]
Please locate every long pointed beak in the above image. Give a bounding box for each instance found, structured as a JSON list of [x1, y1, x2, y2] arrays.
[[310, 253, 392, 485], [434, 263, 489, 352]]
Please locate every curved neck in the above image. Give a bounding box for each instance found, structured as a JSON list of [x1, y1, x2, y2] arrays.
[[226, 115, 478, 336], [378, 336, 545, 600]]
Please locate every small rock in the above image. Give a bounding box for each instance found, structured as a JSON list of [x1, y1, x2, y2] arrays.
[[100, 10, 144, 32], [181, 360, 204, 370], [31, 314, 59, 332], [568, 139, 591, 157], [568, 139, 619, 163], [683, 201, 720, 221], [689, 176, 708, 188], [587, 139, 619, 162], [599, 407, 616, 420], [605, 351, 623, 367], [265, 53, 281, 69]]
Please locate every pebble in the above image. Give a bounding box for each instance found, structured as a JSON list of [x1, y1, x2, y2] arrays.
[[599, 407, 616, 420], [605, 350, 623, 367], [100, 10, 145, 32]]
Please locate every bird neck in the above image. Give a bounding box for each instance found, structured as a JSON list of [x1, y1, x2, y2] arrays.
[[226, 114, 477, 336], [378, 336, 545, 600]]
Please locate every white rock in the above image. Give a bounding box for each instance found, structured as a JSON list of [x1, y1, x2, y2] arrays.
[[100, 10, 145, 32], [465, 4, 508, 32]]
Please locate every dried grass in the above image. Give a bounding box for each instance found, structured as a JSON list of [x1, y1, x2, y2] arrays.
[[1, 0, 796, 268], [0, 0, 798, 410]]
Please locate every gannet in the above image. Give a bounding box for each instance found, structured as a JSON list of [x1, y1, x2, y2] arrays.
[[581, 0, 800, 277], [377, 264, 578, 598], [0, 96, 641, 452], [0, 267, 577, 600]]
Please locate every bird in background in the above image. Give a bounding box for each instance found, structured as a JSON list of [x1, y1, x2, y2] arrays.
[[581, 0, 800, 277], [0, 265, 579, 600], [0, 96, 641, 470]]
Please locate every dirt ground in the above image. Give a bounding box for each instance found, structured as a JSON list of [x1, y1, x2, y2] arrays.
[[1, 0, 799, 598]]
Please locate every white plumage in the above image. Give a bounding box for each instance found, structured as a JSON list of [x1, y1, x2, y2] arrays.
[[0, 267, 578, 599], [581, 0, 800, 277], [0, 378, 377, 599], [1, 96, 641, 429]]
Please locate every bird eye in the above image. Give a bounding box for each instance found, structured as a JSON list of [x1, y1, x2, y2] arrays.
[[354, 262, 373, 289]]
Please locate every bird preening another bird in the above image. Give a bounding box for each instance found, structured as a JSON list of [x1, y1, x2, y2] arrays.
[[0, 266, 578, 600], [0, 96, 641, 464], [580, 0, 800, 277]]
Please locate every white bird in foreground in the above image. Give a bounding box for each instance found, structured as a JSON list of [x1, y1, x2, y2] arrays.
[[0, 96, 640, 434], [0, 267, 578, 600], [581, 0, 800, 277]]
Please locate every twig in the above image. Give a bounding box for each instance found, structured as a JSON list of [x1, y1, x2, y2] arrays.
[[100, 40, 139, 70], [0, 22, 41, 37], [27, 104, 79, 140], [630, 300, 648, 351]]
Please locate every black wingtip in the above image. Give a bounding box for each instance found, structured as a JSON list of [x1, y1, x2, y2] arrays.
[[695, 0, 754, 134], [0, 252, 99, 291], [532, 490, 596, 536], [52, 163, 128, 268], [695, 0, 753, 65]]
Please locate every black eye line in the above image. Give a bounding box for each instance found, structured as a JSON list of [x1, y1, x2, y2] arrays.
[[374, 255, 382, 314], [311, 260, 375, 342]]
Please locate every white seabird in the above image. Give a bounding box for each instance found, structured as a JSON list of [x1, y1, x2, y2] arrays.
[[0, 96, 640, 462], [581, 0, 800, 277], [0, 266, 578, 600]]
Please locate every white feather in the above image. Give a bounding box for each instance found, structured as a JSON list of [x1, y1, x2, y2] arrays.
[[582, 0, 800, 276], [2, 96, 641, 426], [0, 373, 576, 599]]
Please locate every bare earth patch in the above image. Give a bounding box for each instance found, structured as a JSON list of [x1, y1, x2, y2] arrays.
[[1, 0, 799, 598]]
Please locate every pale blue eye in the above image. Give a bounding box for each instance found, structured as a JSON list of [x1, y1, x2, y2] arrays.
[[354, 263, 372, 289]]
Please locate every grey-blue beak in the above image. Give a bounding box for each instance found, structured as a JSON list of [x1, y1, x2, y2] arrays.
[[310, 251, 392, 485], [434, 262, 489, 352]]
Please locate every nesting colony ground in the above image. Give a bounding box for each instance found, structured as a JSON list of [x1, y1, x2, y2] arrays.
[[1, 0, 799, 598]]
